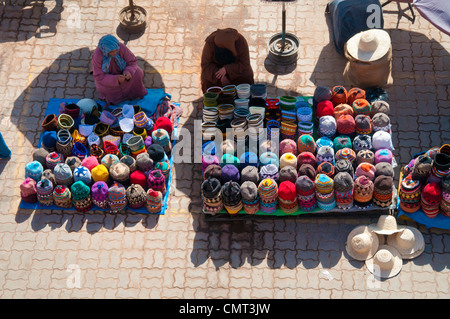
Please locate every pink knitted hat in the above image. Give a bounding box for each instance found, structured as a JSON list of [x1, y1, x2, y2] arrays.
[[81, 156, 99, 171]]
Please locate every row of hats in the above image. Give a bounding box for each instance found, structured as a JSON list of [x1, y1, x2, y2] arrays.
[[399, 144, 450, 218], [345, 215, 425, 279], [20, 177, 163, 214]]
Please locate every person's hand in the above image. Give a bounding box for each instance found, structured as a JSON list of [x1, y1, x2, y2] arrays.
[[215, 67, 227, 80], [220, 75, 230, 86], [123, 71, 131, 81], [118, 75, 126, 83]]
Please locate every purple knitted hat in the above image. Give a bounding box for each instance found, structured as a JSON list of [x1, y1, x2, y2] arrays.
[[221, 164, 240, 183], [91, 181, 109, 209]]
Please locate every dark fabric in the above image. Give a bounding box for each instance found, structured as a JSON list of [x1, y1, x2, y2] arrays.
[[214, 45, 235, 66], [326, 0, 384, 55]]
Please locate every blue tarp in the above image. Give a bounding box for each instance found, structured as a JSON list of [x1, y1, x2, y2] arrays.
[[326, 0, 384, 55], [20, 97, 177, 215]]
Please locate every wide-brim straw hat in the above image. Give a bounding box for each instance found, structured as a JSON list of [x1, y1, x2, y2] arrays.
[[368, 214, 403, 235], [365, 245, 402, 279], [345, 225, 379, 261], [386, 226, 425, 260], [346, 29, 391, 62]]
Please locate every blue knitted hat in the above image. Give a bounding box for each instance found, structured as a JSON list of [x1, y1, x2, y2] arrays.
[[42, 131, 57, 150], [239, 152, 258, 169], [73, 166, 92, 186], [25, 161, 44, 182]]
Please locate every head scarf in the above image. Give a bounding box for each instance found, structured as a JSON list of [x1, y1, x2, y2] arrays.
[[213, 29, 238, 57], [98, 35, 127, 74]]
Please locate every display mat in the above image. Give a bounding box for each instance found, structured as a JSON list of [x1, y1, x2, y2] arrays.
[[204, 96, 396, 221], [19, 98, 178, 215]]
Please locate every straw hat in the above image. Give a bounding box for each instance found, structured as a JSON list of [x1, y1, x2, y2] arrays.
[[345, 225, 379, 261], [346, 29, 391, 62], [365, 245, 402, 279], [386, 226, 425, 260], [368, 215, 403, 235]]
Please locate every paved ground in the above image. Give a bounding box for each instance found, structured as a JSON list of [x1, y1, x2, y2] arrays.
[[0, 0, 449, 299]]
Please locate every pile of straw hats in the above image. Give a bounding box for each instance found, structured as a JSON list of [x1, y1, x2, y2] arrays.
[[345, 214, 425, 279]]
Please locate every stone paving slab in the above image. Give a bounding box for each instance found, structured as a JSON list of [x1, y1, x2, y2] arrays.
[[0, 0, 448, 299]]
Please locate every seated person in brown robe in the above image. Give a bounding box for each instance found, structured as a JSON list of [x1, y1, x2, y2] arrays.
[[201, 28, 255, 93]]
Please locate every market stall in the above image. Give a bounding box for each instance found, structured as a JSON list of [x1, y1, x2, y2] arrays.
[[20, 91, 180, 215], [200, 83, 399, 220]]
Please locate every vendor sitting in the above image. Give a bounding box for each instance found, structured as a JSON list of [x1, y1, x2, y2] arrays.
[[201, 28, 254, 93], [92, 34, 147, 107]]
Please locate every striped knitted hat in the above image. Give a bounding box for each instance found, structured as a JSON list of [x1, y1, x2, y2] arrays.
[[259, 164, 279, 182], [316, 136, 334, 149], [355, 115, 373, 135], [53, 185, 72, 208], [46, 152, 63, 170], [315, 174, 334, 195], [71, 180, 93, 212], [108, 182, 128, 213], [335, 148, 356, 164], [334, 172, 354, 210], [335, 159, 354, 178], [37, 178, 54, 206], [334, 104, 353, 121], [353, 176, 374, 208], [352, 99, 371, 116], [373, 175, 394, 208], [146, 189, 163, 214], [91, 181, 109, 209], [25, 161, 44, 183], [336, 114, 356, 135], [316, 146, 335, 165], [240, 181, 260, 215], [278, 180, 299, 214], [316, 162, 335, 178], [258, 178, 278, 203], [147, 169, 166, 195], [221, 181, 242, 213]]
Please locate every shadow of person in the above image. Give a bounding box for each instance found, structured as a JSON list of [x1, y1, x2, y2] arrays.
[[13, 45, 166, 233], [0, 0, 63, 43], [178, 81, 347, 270]]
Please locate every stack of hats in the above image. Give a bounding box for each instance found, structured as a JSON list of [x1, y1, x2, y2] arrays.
[[145, 188, 162, 214], [71, 180, 92, 212], [399, 174, 422, 213], [20, 178, 38, 203], [201, 178, 223, 215], [108, 182, 128, 213], [440, 176, 450, 217], [221, 181, 243, 215], [53, 185, 72, 208], [420, 182, 442, 218], [295, 175, 316, 211], [334, 172, 354, 210], [373, 175, 394, 208], [411, 155, 433, 183], [37, 178, 54, 206], [315, 174, 335, 211], [240, 181, 259, 214], [91, 181, 109, 209], [258, 178, 278, 214], [278, 181, 298, 214], [353, 176, 374, 209]]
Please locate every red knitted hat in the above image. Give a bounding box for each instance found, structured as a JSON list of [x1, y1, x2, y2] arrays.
[[336, 114, 356, 135], [316, 100, 334, 118], [278, 181, 297, 201], [422, 182, 442, 204], [331, 86, 347, 106], [153, 116, 173, 135], [130, 170, 147, 189], [297, 152, 316, 169]]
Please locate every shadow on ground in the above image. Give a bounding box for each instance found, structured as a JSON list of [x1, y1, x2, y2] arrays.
[[13, 41, 167, 233]]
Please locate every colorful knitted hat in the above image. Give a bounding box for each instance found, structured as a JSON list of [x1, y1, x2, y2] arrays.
[[356, 149, 375, 166], [373, 175, 394, 208], [353, 176, 374, 208], [333, 135, 352, 152], [316, 136, 334, 149], [279, 166, 298, 184], [126, 184, 147, 209], [80, 156, 99, 172], [316, 146, 335, 165], [130, 169, 147, 189], [108, 182, 128, 213], [374, 149, 393, 165], [153, 116, 174, 135], [221, 153, 240, 168], [352, 99, 371, 116], [297, 152, 316, 169], [335, 148, 356, 164], [240, 181, 260, 214], [91, 164, 109, 183], [240, 166, 259, 184], [421, 182, 442, 218], [259, 163, 279, 182], [278, 180, 299, 214], [333, 103, 353, 121], [316, 100, 334, 118], [134, 111, 151, 128], [296, 175, 315, 195], [298, 163, 316, 181], [334, 172, 354, 193], [318, 115, 337, 137], [331, 86, 347, 106], [155, 161, 170, 180], [146, 188, 163, 214], [353, 135, 372, 152], [221, 164, 240, 183], [91, 181, 109, 209], [314, 174, 334, 195], [56, 129, 73, 157], [20, 178, 38, 203], [25, 161, 44, 182], [347, 87, 366, 105], [147, 169, 166, 194], [336, 114, 356, 135], [37, 178, 54, 206], [53, 184, 72, 208], [280, 152, 297, 169], [42, 168, 56, 184], [152, 128, 171, 153], [65, 156, 82, 172], [54, 163, 74, 186], [109, 162, 130, 184], [101, 154, 120, 171], [72, 142, 87, 160], [46, 152, 63, 170], [335, 159, 355, 177], [73, 166, 92, 186], [316, 162, 335, 178], [355, 163, 376, 180], [355, 114, 373, 135], [297, 134, 316, 154], [120, 155, 137, 173]]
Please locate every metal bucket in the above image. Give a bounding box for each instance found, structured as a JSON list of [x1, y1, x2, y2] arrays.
[[267, 32, 300, 65], [119, 5, 147, 34]]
